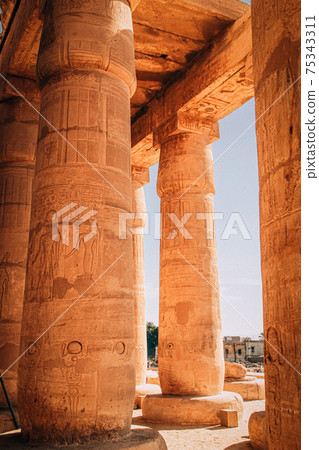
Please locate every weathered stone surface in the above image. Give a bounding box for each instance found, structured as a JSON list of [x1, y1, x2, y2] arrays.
[[157, 114, 222, 397], [252, 0, 301, 447], [145, 112, 235, 426], [248, 411, 266, 450], [1, 0, 250, 126], [225, 376, 256, 383], [0, 2, 40, 89], [220, 409, 238, 428], [225, 362, 247, 379], [134, 384, 162, 409], [0, 1, 301, 448], [131, 9, 253, 168], [142, 392, 243, 425], [17, 0, 137, 444], [131, 167, 149, 387], [0, 89, 39, 407], [246, 372, 264, 379], [0, 408, 18, 434], [224, 379, 265, 401], [0, 426, 168, 449], [146, 370, 160, 386]]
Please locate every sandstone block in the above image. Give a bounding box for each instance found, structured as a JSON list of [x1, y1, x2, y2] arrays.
[[246, 372, 264, 379], [146, 371, 160, 386], [224, 379, 265, 401], [134, 384, 162, 409], [225, 362, 247, 379], [220, 409, 238, 428]]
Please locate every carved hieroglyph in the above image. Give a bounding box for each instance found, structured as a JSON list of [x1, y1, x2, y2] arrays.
[[252, 0, 301, 448], [156, 112, 224, 395], [0, 91, 39, 407], [131, 166, 149, 386], [18, 0, 137, 443]]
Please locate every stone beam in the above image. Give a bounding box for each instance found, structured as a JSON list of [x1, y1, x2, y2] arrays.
[[179, 0, 249, 20], [131, 9, 254, 168], [0, 1, 38, 86]]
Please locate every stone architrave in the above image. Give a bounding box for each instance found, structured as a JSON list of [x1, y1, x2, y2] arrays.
[[250, 0, 301, 448], [142, 112, 243, 424], [0, 87, 39, 407]]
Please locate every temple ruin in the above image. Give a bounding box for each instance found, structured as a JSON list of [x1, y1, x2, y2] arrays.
[[0, 0, 301, 448]]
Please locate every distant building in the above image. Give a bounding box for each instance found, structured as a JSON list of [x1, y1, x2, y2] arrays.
[[223, 336, 264, 363]]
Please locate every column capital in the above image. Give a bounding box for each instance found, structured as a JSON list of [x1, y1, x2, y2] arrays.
[[37, 0, 137, 96], [132, 166, 150, 187], [131, 167, 147, 229], [154, 112, 219, 146]]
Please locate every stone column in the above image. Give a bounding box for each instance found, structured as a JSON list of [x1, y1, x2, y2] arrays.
[[142, 113, 243, 425], [250, 0, 301, 448], [0, 86, 39, 407], [17, 2, 165, 447], [131, 167, 149, 387], [131, 166, 161, 407]]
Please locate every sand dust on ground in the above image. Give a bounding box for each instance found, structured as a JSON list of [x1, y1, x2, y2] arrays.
[[133, 399, 265, 449]]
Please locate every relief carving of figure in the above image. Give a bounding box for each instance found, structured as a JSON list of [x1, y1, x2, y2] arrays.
[[27, 211, 59, 302], [62, 341, 87, 419]]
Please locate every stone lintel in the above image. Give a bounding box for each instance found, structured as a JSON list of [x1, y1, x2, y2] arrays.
[[0, 75, 39, 102], [38, 0, 142, 16], [0, 1, 38, 91], [131, 9, 253, 167], [154, 112, 219, 146], [132, 166, 150, 186]]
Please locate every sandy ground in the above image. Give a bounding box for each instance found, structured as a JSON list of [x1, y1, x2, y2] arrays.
[[133, 399, 265, 450]]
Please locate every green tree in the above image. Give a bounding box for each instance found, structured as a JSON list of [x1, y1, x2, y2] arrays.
[[146, 322, 158, 358]]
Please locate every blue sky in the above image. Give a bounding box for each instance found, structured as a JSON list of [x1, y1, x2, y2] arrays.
[[143, 98, 263, 338]]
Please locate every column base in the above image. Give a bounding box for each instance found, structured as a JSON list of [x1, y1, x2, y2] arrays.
[[0, 426, 167, 449], [142, 391, 243, 425], [135, 384, 162, 409], [224, 378, 265, 401], [146, 370, 160, 386], [246, 372, 264, 379], [248, 411, 266, 450]]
